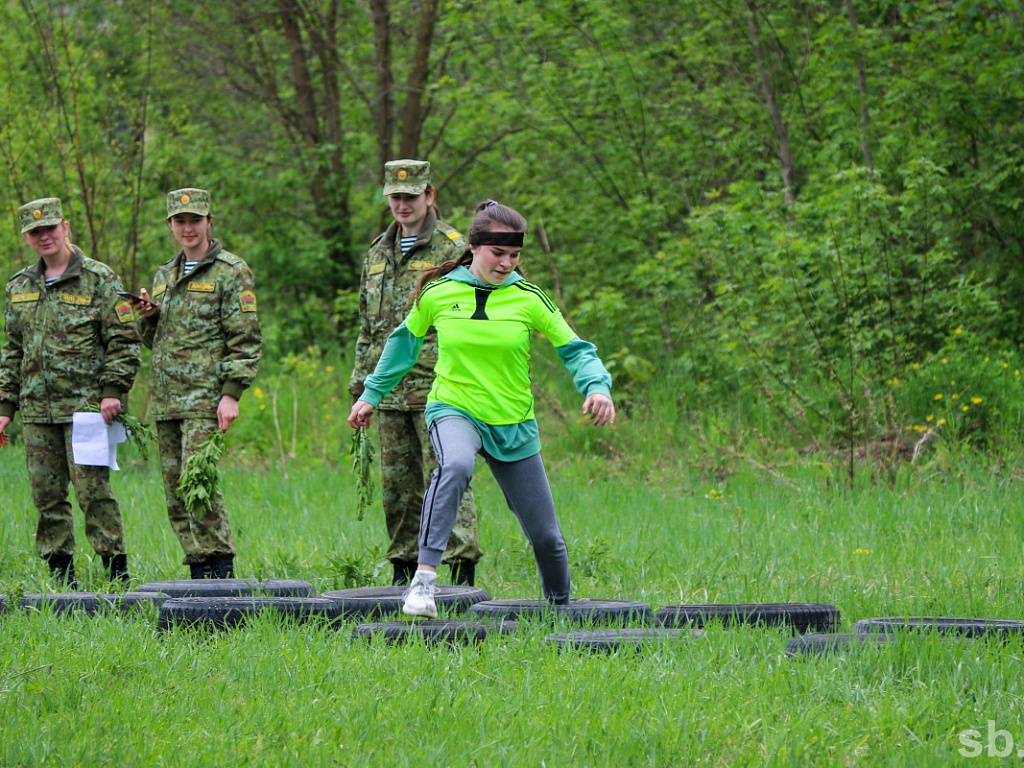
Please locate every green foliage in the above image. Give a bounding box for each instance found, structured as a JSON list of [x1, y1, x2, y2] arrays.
[[85, 402, 155, 461], [176, 430, 225, 517], [349, 426, 376, 522]]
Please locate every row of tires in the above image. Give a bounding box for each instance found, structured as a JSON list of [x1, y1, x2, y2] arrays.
[[1, 579, 1020, 655]]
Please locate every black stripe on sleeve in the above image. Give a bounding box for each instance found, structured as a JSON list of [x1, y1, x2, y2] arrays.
[[513, 281, 559, 313]]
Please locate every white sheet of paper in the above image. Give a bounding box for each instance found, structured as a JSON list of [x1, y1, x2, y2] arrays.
[[71, 412, 127, 470]]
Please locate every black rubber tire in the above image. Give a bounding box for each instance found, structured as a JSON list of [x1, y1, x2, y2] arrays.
[[20, 592, 110, 616], [352, 620, 489, 645], [547, 627, 703, 653], [655, 603, 840, 633], [157, 596, 344, 630], [468, 598, 653, 625], [321, 586, 490, 619], [110, 592, 171, 613], [786, 632, 895, 657], [854, 616, 1024, 639], [137, 578, 316, 598]]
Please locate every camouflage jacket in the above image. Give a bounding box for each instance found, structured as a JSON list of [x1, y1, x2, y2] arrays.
[[349, 211, 466, 411], [138, 239, 262, 420], [0, 246, 140, 424]]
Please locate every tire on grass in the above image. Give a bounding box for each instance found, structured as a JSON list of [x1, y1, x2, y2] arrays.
[[352, 620, 489, 645], [656, 603, 839, 633], [785, 632, 895, 657], [157, 596, 343, 630], [854, 616, 1024, 639], [547, 627, 703, 653], [321, 586, 490, 620], [20, 592, 111, 616], [137, 578, 316, 598], [468, 598, 653, 625]]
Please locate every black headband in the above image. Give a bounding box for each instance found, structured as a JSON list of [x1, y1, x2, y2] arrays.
[[469, 231, 525, 247]]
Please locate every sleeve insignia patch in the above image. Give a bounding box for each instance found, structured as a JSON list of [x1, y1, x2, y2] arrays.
[[368, 263, 386, 276], [58, 294, 92, 306], [115, 300, 135, 323], [187, 281, 216, 292], [447, 231, 463, 240], [11, 292, 40, 303], [239, 290, 257, 312]]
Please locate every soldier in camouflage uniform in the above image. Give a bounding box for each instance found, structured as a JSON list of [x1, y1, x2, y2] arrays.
[[132, 188, 262, 579], [0, 198, 140, 586], [349, 160, 483, 586]]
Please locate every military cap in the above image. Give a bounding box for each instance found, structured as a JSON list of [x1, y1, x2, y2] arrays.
[[18, 198, 64, 233], [382, 159, 430, 196], [166, 188, 212, 219]]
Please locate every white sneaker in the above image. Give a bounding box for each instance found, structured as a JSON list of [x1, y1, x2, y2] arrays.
[[403, 570, 438, 618]]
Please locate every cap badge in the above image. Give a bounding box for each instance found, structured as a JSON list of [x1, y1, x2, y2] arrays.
[[33, 210, 42, 219], [180, 194, 191, 205], [397, 169, 408, 181]]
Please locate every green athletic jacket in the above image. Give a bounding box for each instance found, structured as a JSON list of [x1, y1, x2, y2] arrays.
[[349, 210, 466, 410]]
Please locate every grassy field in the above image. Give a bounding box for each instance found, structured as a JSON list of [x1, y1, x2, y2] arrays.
[[3, 424, 1024, 765]]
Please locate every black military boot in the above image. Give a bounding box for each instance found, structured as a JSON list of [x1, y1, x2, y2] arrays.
[[45, 553, 78, 589], [102, 553, 130, 583], [449, 560, 476, 587], [189, 561, 214, 579], [211, 554, 235, 579], [392, 560, 417, 586]]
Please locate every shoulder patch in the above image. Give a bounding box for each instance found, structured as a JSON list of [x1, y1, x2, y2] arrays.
[[152, 283, 167, 298], [447, 231, 463, 241], [368, 263, 386, 276], [216, 251, 246, 268], [239, 290, 257, 312], [371, 232, 385, 246], [115, 300, 135, 323]]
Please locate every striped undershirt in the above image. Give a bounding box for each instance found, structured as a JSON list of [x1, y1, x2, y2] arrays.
[[399, 235, 417, 256], [182, 260, 199, 277]]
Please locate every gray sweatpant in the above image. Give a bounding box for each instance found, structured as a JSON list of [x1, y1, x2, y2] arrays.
[[421, 415, 570, 603]]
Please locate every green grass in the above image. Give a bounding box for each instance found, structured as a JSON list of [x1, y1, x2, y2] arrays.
[[3, 430, 1024, 764]]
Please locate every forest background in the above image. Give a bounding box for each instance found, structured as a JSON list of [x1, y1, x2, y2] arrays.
[[2, 0, 1024, 476]]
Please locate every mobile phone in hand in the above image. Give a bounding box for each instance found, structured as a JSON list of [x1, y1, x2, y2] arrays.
[[117, 291, 145, 303]]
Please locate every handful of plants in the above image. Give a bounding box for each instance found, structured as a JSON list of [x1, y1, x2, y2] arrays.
[[350, 426, 376, 522], [86, 402, 155, 461], [177, 430, 226, 517]]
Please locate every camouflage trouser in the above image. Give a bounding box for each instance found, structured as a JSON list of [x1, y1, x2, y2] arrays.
[[22, 422, 126, 559], [157, 418, 235, 565], [378, 409, 481, 564]]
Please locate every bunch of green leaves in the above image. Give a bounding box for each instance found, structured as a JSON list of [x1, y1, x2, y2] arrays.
[[177, 431, 226, 517], [349, 427, 375, 522], [85, 403, 155, 461]]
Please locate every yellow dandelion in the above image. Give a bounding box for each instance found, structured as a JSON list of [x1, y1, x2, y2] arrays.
[[259, 404, 266, 411], [1005, 363, 1010, 369], [962, 405, 969, 412], [984, 357, 990, 362], [971, 397, 982, 404], [254, 387, 264, 399], [326, 366, 335, 372], [913, 425, 925, 432], [955, 328, 963, 335], [912, 363, 920, 370], [926, 415, 934, 422], [942, 358, 948, 364], [951, 393, 959, 400], [937, 418, 946, 425], [934, 394, 943, 400], [1017, 370, 1021, 376]]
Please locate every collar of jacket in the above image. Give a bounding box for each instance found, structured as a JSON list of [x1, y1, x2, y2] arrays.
[[380, 210, 439, 258], [23, 244, 85, 284], [172, 238, 223, 279]]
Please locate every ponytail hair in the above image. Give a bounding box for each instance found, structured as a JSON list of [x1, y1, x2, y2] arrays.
[[412, 200, 528, 304]]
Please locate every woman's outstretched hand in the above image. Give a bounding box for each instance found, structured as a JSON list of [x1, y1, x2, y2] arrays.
[[348, 400, 376, 429], [582, 393, 615, 427]]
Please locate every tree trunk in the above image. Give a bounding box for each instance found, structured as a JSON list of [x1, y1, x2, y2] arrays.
[[846, 0, 873, 168], [398, 0, 440, 159], [746, 1, 796, 205], [370, 0, 394, 176]]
